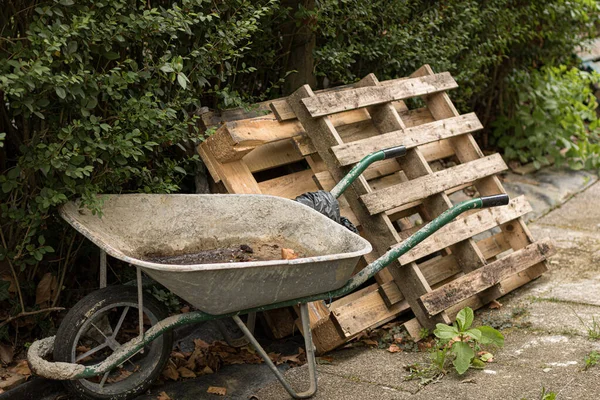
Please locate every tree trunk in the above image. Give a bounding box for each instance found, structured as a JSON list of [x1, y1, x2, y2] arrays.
[[282, 0, 317, 95]]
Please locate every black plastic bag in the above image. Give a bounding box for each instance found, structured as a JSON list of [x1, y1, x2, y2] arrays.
[[295, 191, 358, 233], [295, 190, 340, 223]]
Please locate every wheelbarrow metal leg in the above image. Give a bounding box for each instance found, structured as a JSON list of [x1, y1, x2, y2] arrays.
[[232, 303, 318, 399]]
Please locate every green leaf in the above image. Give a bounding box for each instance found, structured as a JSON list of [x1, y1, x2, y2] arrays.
[[456, 307, 474, 331], [0, 281, 10, 302], [7, 166, 20, 180], [177, 73, 189, 89], [55, 87, 66, 99], [173, 166, 187, 174], [464, 328, 482, 342], [471, 358, 486, 368], [2, 181, 15, 193], [60, 0, 75, 5], [104, 52, 120, 60], [433, 323, 459, 340], [160, 64, 174, 73], [478, 326, 504, 347], [451, 341, 474, 375]]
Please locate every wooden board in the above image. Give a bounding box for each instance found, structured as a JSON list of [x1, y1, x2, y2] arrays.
[[420, 239, 555, 315], [332, 113, 482, 166], [361, 154, 507, 215], [398, 196, 531, 264], [302, 73, 458, 117]]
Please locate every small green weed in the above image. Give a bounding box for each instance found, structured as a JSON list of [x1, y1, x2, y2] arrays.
[[512, 306, 530, 318], [149, 286, 182, 313], [522, 387, 557, 400], [573, 312, 600, 340], [405, 307, 504, 384], [584, 350, 600, 371]]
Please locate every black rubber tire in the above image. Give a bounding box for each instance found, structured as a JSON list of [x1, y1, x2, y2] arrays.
[[54, 285, 173, 400]]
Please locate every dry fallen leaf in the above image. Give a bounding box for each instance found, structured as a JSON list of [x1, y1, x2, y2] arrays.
[[162, 363, 179, 381], [387, 344, 402, 353], [107, 369, 132, 383], [488, 300, 503, 309], [0, 344, 14, 365], [177, 367, 196, 379], [193, 338, 210, 349], [171, 351, 187, 360], [157, 391, 172, 400], [281, 248, 298, 260], [207, 386, 227, 396], [362, 339, 378, 347], [35, 273, 57, 305], [11, 360, 31, 377]]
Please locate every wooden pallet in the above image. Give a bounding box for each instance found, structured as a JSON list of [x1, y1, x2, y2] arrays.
[[197, 65, 555, 351]]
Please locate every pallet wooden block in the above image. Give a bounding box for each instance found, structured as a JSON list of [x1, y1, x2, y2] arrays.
[[196, 65, 555, 352]]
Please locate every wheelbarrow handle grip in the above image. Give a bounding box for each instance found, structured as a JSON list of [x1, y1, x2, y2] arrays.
[[381, 146, 407, 159], [480, 194, 509, 208]]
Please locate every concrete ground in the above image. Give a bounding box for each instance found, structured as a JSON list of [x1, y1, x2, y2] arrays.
[[250, 171, 600, 400]]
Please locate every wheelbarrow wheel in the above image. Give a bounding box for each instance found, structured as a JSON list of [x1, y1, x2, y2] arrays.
[[54, 285, 173, 400]]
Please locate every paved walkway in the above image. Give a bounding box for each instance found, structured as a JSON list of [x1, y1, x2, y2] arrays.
[[252, 176, 600, 400]]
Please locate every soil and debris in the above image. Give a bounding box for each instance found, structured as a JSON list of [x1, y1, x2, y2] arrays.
[[145, 245, 304, 265]]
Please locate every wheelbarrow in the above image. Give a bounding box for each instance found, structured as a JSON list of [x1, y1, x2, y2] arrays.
[[27, 146, 509, 399]]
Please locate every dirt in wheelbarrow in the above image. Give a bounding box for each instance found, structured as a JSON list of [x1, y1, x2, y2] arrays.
[[144, 243, 305, 265]]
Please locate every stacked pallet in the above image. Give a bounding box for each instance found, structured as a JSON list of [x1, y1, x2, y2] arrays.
[[197, 65, 555, 353]]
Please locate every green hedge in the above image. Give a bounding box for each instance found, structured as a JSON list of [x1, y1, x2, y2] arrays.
[[0, 0, 277, 334], [0, 0, 598, 334], [493, 66, 600, 169]]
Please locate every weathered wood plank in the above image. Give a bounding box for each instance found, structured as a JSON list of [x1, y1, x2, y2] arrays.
[[420, 239, 556, 316], [332, 113, 482, 166], [288, 84, 414, 320], [243, 139, 304, 173], [476, 233, 512, 260], [397, 196, 532, 264], [203, 117, 304, 162], [361, 153, 508, 215], [261, 307, 297, 339], [332, 290, 409, 337], [302, 73, 458, 117], [399, 107, 435, 128], [257, 169, 318, 199], [197, 142, 222, 183], [420, 140, 455, 162]]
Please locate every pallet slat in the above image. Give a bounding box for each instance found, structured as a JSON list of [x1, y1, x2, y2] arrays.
[[332, 113, 482, 166], [397, 196, 531, 264], [420, 239, 556, 315], [361, 153, 507, 215], [302, 73, 458, 117]]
